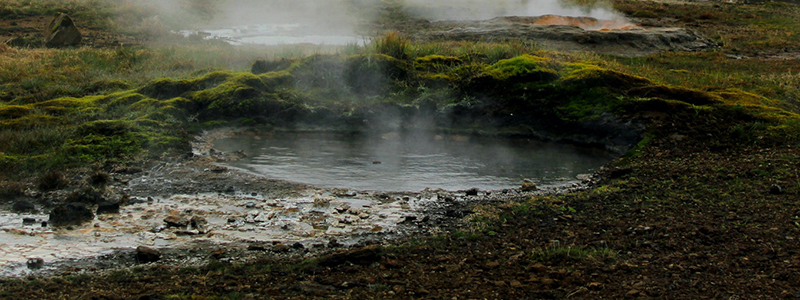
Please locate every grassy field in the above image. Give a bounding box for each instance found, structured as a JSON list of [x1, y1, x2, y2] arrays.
[[2, 0, 800, 298]]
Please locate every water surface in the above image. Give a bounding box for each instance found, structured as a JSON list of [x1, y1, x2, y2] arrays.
[[213, 132, 615, 192]]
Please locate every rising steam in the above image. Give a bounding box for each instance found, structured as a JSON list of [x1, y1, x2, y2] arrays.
[[129, 0, 627, 33]]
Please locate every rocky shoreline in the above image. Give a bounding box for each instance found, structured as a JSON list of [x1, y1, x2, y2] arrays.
[[0, 128, 605, 278]]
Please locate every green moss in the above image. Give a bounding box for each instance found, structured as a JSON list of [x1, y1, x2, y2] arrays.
[[104, 92, 147, 108], [414, 55, 463, 72], [487, 54, 558, 83], [343, 54, 409, 95], [138, 78, 195, 100], [561, 62, 650, 89], [0, 115, 62, 129], [0, 105, 33, 120], [629, 85, 721, 106]]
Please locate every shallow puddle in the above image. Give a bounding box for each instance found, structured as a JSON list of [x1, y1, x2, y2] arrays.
[[213, 132, 615, 192]]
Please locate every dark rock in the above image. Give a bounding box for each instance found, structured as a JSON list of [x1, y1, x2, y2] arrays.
[[190, 216, 208, 233], [41, 221, 48, 227], [97, 201, 120, 214], [44, 13, 82, 48], [11, 200, 36, 213], [49, 203, 94, 227], [272, 244, 291, 253], [465, 188, 480, 196], [247, 243, 267, 251], [318, 244, 382, 267], [163, 215, 189, 228], [26, 258, 44, 270], [521, 179, 538, 191], [22, 218, 37, 225], [770, 184, 784, 195], [135, 246, 161, 263], [292, 242, 305, 249]]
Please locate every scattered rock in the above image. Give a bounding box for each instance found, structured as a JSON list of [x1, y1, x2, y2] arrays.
[[49, 203, 94, 227], [163, 215, 189, 228], [26, 258, 44, 270], [44, 13, 82, 48], [96, 201, 120, 214], [135, 246, 161, 263], [22, 218, 37, 225], [190, 216, 208, 233], [465, 188, 480, 196], [11, 200, 37, 213]]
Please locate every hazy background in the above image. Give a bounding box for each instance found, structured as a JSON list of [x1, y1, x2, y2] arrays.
[[126, 0, 624, 34]]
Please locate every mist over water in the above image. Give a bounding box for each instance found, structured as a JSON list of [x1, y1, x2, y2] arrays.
[[213, 132, 615, 192], [401, 0, 625, 21]]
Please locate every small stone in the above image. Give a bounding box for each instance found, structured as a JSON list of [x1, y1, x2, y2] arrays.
[[190, 216, 208, 233], [245, 202, 256, 208], [626, 289, 641, 297], [465, 188, 479, 196], [770, 184, 784, 195], [292, 242, 305, 249], [251, 192, 258, 196], [135, 246, 161, 263], [26, 258, 44, 270], [163, 215, 189, 228], [587, 282, 603, 291], [22, 218, 37, 225], [521, 179, 538, 191]]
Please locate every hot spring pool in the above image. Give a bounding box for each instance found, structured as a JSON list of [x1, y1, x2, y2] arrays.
[[212, 132, 616, 192]]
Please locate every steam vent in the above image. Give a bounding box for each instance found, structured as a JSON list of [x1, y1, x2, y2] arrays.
[[416, 15, 717, 56]]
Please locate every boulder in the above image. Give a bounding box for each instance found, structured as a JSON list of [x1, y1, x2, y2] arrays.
[[44, 13, 82, 48], [49, 203, 94, 227], [135, 246, 161, 263]]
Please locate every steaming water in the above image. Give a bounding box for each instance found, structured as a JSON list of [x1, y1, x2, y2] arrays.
[[213, 132, 615, 192], [178, 24, 366, 46]]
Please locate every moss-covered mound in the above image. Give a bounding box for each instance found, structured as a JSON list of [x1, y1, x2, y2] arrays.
[[2, 50, 799, 175]]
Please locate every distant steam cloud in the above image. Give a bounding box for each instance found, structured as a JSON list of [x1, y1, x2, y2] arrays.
[[400, 0, 625, 21]]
